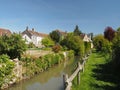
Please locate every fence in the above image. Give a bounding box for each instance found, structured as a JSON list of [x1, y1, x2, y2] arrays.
[[63, 55, 89, 90]]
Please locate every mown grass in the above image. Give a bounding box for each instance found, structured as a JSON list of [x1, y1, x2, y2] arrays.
[[72, 51, 120, 90]]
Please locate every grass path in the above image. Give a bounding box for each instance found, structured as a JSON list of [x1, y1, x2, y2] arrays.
[[72, 51, 118, 90]]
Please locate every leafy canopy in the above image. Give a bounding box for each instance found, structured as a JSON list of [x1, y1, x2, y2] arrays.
[[0, 33, 27, 59], [42, 36, 54, 47], [60, 33, 84, 56], [104, 26, 115, 42], [93, 34, 112, 53], [50, 30, 61, 43]]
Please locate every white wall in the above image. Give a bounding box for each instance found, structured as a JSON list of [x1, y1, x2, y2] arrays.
[[22, 34, 44, 47], [22, 34, 32, 44]]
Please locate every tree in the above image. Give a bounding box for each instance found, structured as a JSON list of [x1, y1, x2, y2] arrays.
[[42, 36, 54, 47], [0, 33, 27, 59], [60, 33, 84, 56], [73, 25, 82, 36], [0, 35, 9, 55], [8, 33, 27, 59], [117, 27, 120, 32], [104, 26, 115, 42], [112, 32, 120, 69], [50, 30, 61, 43], [93, 34, 112, 53]]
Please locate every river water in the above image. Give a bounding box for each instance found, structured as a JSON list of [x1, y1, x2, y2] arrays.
[[7, 57, 79, 90]]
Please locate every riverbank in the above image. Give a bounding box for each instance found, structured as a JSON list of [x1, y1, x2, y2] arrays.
[[5, 51, 77, 90], [0, 50, 74, 90], [72, 51, 120, 90]]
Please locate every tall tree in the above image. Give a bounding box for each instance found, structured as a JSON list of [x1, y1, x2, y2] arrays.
[[50, 30, 60, 43], [60, 33, 84, 56], [73, 25, 82, 36], [104, 26, 115, 42], [93, 34, 111, 53]]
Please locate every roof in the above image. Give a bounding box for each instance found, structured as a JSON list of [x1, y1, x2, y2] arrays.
[[22, 29, 48, 39], [80, 34, 85, 39], [0, 28, 11, 36]]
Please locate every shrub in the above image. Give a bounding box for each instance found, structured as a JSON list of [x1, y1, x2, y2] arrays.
[[52, 44, 61, 53], [0, 55, 15, 87]]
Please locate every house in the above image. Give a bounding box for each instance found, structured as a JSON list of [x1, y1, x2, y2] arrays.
[[80, 33, 93, 48], [0, 28, 11, 36], [22, 27, 48, 47]]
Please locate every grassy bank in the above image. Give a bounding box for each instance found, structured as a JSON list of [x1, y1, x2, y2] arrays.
[[72, 51, 120, 90]]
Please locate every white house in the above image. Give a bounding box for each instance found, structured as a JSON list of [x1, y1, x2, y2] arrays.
[[80, 33, 93, 48], [22, 27, 48, 47]]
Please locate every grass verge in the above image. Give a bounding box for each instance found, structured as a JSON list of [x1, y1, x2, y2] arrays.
[[72, 51, 120, 90]]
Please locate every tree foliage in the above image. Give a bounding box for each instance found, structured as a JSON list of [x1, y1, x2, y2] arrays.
[[104, 26, 115, 42], [50, 30, 61, 43], [84, 42, 91, 54], [0, 55, 15, 87], [93, 34, 111, 53], [73, 25, 82, 36], [42, 36, 54, 47], [112, 32, 120, 69], [60, 33, 84, 56], [0, 33, 27, 59], [28, 42, 35, 48]]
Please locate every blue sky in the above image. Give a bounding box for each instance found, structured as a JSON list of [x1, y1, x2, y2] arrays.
[[0, 0, 120, 34]]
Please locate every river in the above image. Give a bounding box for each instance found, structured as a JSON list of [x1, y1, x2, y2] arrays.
[[7, 57, 80, 90]]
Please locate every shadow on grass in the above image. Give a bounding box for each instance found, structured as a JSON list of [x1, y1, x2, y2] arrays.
[[91, 59, 120, 90]]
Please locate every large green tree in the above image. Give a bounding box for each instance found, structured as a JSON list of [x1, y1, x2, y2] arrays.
[[93, 34, 112, 53], [0, 33, 27, 59], [60, 33, 84, 56], [50, 30, 61, 43]]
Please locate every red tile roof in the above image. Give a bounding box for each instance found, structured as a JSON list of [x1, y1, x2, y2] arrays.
[[0, 28, 11, 36]]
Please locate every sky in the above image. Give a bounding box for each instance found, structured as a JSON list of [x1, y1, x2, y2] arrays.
[[0, 0, 120, 35]]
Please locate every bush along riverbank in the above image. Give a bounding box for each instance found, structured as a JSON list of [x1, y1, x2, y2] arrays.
[[0, 50, 74, 89]]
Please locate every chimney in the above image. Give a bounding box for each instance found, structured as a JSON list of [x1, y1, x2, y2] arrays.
[[32, 28, 34, 31]]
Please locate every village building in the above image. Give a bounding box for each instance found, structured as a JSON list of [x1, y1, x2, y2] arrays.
[[0, 28, 11, 36], [22, 27, 48, 47], [80, 33, 94, 48]]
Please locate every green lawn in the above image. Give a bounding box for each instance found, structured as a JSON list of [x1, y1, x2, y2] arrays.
[[72, 51, 120, 90]]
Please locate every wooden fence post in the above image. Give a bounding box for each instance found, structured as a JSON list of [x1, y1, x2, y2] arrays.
[[63, 74, 68, 89], [77, 62, 80, 85], [77, 71, 80, 85]]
